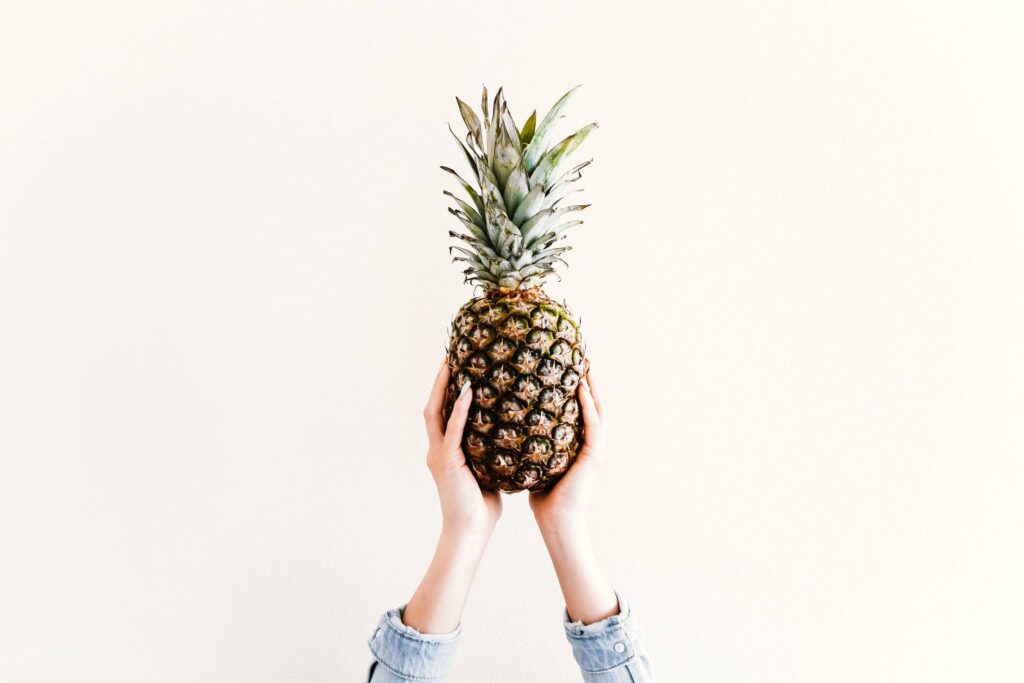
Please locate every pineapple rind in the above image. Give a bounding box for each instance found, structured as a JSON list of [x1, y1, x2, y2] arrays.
[[443, 290, 588, 492]]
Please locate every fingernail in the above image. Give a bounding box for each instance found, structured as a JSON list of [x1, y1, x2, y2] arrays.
[[460, 381, 472, 397]]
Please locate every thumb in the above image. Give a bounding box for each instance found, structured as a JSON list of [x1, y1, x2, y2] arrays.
[[443, 380, 473, 447]]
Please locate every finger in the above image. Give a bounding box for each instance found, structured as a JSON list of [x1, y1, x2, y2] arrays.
[[423, 358, 450, 442], [443, 380, 473, 447], [578, 377, 602, 435], [584, 363, 604, 420]]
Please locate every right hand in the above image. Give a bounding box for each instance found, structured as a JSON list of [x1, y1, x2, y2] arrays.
[[423, 359, 502, 536]]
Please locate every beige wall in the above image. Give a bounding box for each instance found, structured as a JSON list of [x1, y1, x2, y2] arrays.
[[2, 1, 1022, 681]]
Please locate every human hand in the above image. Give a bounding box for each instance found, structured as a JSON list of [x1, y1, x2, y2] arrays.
[[529, 365, 605, 533], [423, 359, 502, 536]]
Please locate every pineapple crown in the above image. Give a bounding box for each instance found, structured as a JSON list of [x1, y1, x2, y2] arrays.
[[443, 85, 596, 292]]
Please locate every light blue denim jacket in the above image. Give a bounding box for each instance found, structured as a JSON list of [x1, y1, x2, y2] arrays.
[[366, 592, 655, 681]]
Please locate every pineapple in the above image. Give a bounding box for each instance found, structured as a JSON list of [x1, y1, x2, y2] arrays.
[[441, 86, 596, 493]]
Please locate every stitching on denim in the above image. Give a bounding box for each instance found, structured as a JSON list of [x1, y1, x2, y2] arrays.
[[567, 623, 627, 640], [384, 616, 460, 645], [367, 652, 442, 682], [580, 652, 636, 673]]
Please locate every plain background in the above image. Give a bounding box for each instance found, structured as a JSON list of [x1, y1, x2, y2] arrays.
[[2, 1, 1022, 681]]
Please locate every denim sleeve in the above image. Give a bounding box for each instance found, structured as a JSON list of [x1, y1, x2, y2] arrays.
[[366, 606, 461, 682], [563, 593, 656, 682]]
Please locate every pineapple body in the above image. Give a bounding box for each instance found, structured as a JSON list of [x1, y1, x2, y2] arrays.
[[443, 288, 587, 492]]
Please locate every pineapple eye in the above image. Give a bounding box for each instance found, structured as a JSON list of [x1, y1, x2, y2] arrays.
[[560, 368, 580, 389], [548, 339, 571, 360], [488, 338, 515, 362], [537, 387, 565, 407], [511, 347, 539, 372], [523, 435, 552, 456], [526, 329, 555, 350], [500, 316, 531, 341], [552, 423, 576, 444], [515, 466, 542, 488], [466, 352, 490, 376], [455, 336, 475, 360], [482, 303, 508, 322], [557, 317, 578, 341], [487, 363, 515, 390], [546, 452, 569, 471], [535, 358, 564, 384], [560, 398, 580, 421], [497, 397, 526, 422], [530, 307, 558, 330], [524, 409, 555, 427], [492, 426, 523, 451], [468, 408, 496, 433], [512, 375, 541, 401], [490, 450, 518, 475], [468, 324, 496, 347]]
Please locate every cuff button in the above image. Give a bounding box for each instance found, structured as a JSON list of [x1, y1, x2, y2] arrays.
[[613, 642, 626, 653]]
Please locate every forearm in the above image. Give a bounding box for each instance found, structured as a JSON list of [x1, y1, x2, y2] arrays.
[[402, 527, 491, 634], [538, 518, 618, 625]]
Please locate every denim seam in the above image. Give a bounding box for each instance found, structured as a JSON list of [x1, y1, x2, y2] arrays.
[[366, 652, 442, 682], [384, 616, 459, 645], [580, 652, 637, 674], [566, 622, 628, 641]]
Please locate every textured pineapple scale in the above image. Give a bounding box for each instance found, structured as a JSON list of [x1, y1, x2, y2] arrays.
[[443, 290, 587, 492]]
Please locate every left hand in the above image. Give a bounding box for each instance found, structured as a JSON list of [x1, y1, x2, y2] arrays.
[[529, 365, 606, 532], [423, 359, 502, 536]]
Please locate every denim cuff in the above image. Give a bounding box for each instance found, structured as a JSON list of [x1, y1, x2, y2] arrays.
[[563, 592, 641, 673], [368, 606, 461, 681]]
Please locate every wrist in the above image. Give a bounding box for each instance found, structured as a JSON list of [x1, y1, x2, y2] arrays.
[[439, 521, 493, 551], [536, 512, 587, 539]]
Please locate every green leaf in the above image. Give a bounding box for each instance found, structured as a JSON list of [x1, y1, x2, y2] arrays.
[[500, 104, 521, 155], [519, 207, 555, 245], [512, 184, 547, 225], [529, 122, 597, 187], [502, 155, 529, 216], [519, 110, 537, 146], [444, 190, 484, 228], [492, 121, 519, 189], [448, 123, 478, 177], [456, 97, 483, 149], [448, 207, 488, 243], [486, 87, 504, 163], [440, 166, 485, 216], [524, 85, 581, 173]]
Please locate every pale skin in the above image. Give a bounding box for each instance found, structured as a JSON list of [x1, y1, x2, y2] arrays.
[[402, 358, 617, 634]]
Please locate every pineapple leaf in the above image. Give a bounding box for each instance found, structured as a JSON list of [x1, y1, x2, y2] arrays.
[[444, 190, 484, 228], [487, 87, 504, 163], [519, 110, 537, 146], [524, 85, 581, 173], [440, 166, 485, 216], [480, 85, 489, 122], [448, 207, 488, 242], [456, 97, 483, 149], [500, 104, 521, 155], [502, 155, 529, 216], [492, 121, 519, 188], [447, 123, 478, 177], [512, 184, 547, 225], [529, 122, 598, 187], [519, 207, 555, 244], [547, 159, 592, 194]]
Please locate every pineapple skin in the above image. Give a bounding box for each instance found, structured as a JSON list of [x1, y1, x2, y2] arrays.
[[443, 288, 588, 492]]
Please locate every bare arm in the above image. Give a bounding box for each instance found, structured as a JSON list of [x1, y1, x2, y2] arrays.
[[401, 361, 502, 634], [529, 368, 618, 624]]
